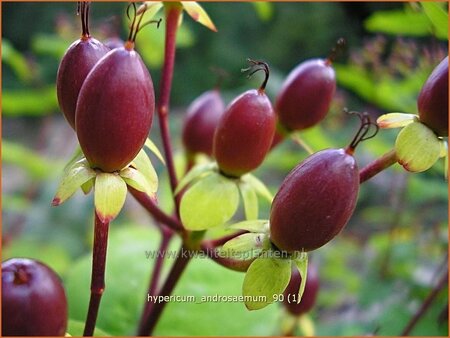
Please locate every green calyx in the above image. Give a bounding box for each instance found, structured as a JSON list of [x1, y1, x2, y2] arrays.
[[53, 145, 159, 222]]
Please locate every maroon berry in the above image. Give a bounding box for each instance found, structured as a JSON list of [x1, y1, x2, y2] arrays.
[[270, 113, 377, 252], [75, 19, 156, 172], [275, 58, 335, 131], [283, 263, 319, 316], [182, 89, 225, 157], [2, 258, 68, 336], [275, 40, 344, 132], [418, 56, 448, 137], [56, 2, 110, 130], [213, 60, 276, 177]]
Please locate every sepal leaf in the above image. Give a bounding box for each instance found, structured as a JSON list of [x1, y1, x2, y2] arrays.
[[130, 149, 158, 193], [145, 138, 165, 164], [221, 233, 270, 260], [395, 121, 441, 172], [180, 172, 239, 230], [175, 162, 215, 195], [241, 173, 273, 203], [94, 173, 127, 223], [229, 220, 269, 234], [293, 252, 308, 304], [377, 113, 418, 129], [120, 167, 155, 198], [181, 2, 217, 32], [53, 158, 96, 206], [243, 256, 291, 310], [239, 181, 258, 220]]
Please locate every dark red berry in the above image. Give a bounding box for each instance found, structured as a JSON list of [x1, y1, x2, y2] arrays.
[[56, 2, 110, 130], [182, 89, 225, 157], [418, 56, 448, 137], [270, 113, 377, 252], [213, 60, 276, 177], [75, 43, 155, 172], [275, 58, 336, 131], [283, 263, 319, 316], [2, 258, 68, 336]]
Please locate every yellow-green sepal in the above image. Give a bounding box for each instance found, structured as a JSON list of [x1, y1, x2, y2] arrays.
[[94, 173, 127, 223]]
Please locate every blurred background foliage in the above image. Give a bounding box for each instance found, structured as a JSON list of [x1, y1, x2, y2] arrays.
[[2, 2, 448, 336]]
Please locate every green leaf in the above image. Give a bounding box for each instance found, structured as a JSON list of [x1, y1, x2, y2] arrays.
[[2, 86, 58, 116], [251, 2, 274, 21], [175, 162, 215, 195], [2, 39, 33, 83], [293, 252, 308, 304], [94, 173, 127, 223], [2, 139, 60, 179], [241, 173, 273, 203], [181, 2, 218, 32], [81, 178, 95, 195], [364, 9, 432, 37], [395, 121, 441, 172], [145, 138, 166, 164], [67, 319, 110, 337], [130, 149, 158, 193], [239, 181, 258, 220], [222, 233, 269, 260], [53, 159, 96, 206], [229, 220, 269, 233], [421, 2, 448, 40], [120, 167, 155, 197], [31, 33, 69, 59], [180, 172, 239, 230], [377, 113, 419, 129], [243, 256, 291, 310]]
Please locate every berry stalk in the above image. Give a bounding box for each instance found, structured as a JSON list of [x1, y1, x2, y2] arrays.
[[157, 4, 183, 212], [359, 149, 397, 183], [137, 226, 173, 335], [137, 245, 192, 335], [83, 213, 110, 336]]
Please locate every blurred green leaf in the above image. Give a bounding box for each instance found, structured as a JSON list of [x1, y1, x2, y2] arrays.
[[364, 9, 433, 37], [239, 181, 258, 220], [2, 140, 61, 179], [421, 2, 448, 40], [3, 238, 71, 276], [67, 319, 110, 337], [31, 33, 70, 59], [2, 86, 58, 116], [251, 2, 274, 21], [2, 39, 33, 83]]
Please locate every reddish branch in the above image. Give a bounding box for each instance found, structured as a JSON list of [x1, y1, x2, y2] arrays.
[[359, 149, 398, 183]]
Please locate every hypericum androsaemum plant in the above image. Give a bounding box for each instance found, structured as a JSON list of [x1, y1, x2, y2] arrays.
[[28, 2, 446, 336]]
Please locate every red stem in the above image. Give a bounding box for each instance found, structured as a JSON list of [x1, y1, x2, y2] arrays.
[[137, 245, 192, 335], [401, 269, 448, 335], [200, 242, 254, 273], [137, 226, 173, 336], [157, 5, 182, 213], [359, 149, 397, 184], [83, 213, 110, 336], [128, 187, 183, 232], [201, 230, 247, 248]]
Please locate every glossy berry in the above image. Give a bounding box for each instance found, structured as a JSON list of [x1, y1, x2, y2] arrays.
[[56, 2, 110, 130], [2, 258, 68, 336], [270, 113, 377, 252], [76, 19, 156, 172], [418, 56, 448, 137], [283, 263, 319, 316], [275, 58, 336, 131], [275, 40, 344, 132], [182, 89, 225, 157], [214, 60, 276, 177]]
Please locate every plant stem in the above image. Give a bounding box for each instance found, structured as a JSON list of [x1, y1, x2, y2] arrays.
[[83, 213, 110, 336], [359, 149, 397, 183], [137, 245, 192, 336], [401, 269, 448, 336], [201, 230, 247, 248], [157, 4, 182, 211], [137, 226, 173, 336], [128, 187, 183, 232], [291, 133, 314, 155]]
